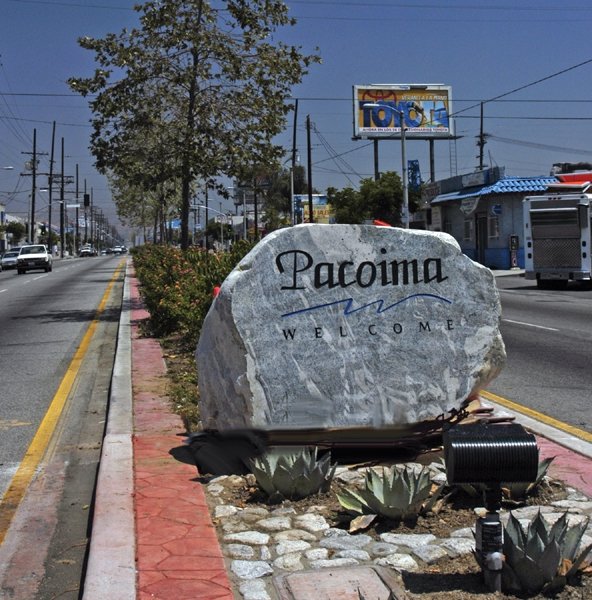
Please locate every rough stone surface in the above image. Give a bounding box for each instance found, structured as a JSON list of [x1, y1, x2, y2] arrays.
[[411, 544, 449, 564], [231, 560, 274, 580], [239, 579, 271, 600], [375, 553, 420, 571], [196, 224, 505, 431]]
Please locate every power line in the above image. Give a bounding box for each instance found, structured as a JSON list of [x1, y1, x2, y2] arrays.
[[451, 58, 592, 118], [0, 93, 80, 97], [289, 1, 592, 11], [487, 135, 592, 157], [7, 0, 134, 10], [0, 115, 91, 127]]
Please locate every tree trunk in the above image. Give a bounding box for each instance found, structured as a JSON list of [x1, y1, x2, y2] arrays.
[[180, 2, 203, 250]]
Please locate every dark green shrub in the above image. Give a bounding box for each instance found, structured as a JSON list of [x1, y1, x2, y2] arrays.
[[132, 241, 255, 348]]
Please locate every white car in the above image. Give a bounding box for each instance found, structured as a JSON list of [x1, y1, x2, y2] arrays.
[[16, 244, 53, 274]]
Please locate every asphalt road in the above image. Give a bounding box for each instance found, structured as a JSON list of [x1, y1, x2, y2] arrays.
[[0, 255, 125, 599], [486, 274, 592, 433]]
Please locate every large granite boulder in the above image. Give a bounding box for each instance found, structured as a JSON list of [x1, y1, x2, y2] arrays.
[[196, 225, 505, 431]]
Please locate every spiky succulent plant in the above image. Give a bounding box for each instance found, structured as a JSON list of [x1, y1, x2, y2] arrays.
[[501, 511, 592, 594], [452, 458, 555, 502], [502, 456, 554, 501], [337, 465, 443, 520], [248, 447, 337, 501]]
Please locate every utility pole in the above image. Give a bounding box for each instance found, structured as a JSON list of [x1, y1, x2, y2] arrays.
[[291, 99, 298, 225], [477, 102, 487, 171], [75, 164, 80, 255], [60, 138, 65, 258], [31, 130, 37, 243], [48, 122, 56, 254], [89, 188, 94, 249], [83, 179, 88, 244], [21, 129, 48, 243], [306, 114, 313, 223]]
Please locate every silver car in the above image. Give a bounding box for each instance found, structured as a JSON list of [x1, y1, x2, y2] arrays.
[[1, 248, 21, 270]]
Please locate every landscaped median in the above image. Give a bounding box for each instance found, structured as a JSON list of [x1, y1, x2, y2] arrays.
[[131, 236, 592, 599]]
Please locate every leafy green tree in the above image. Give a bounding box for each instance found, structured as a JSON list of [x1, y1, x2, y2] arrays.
[[6, 222, 26, 245], [326, 186, 364, 224], [68, 0, 320, 250], [358, 171, 403, 226], [328, 172, 422, 226]]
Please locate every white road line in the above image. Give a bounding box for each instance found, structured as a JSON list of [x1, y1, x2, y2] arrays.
[[502, 318, 559, 331]]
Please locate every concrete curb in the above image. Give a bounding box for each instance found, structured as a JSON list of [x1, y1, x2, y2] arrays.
[[483, 399, 592, 461], [83, 260, 135, 600]]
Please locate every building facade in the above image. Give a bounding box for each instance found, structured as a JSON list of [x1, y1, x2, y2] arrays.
[[424, 167, 557, 269]]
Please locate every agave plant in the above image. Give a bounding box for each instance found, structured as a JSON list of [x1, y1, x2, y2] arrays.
[[248, 447, 337, 502], [452, 458, 555, 502], [502, 456, 555, 502], [337, 465, 443, 521], [501, 511, 592, 594]]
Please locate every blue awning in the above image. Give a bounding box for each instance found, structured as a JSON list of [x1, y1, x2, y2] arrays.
[[431, 176, 558, 204]]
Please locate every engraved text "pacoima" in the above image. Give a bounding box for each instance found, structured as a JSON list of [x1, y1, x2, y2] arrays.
[[275, 249, 447, 290]]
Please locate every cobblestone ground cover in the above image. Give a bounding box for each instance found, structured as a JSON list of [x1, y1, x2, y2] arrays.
[[200, 460, 592, 600]]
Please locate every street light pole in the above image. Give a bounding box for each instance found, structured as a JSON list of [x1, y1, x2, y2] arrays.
[[363, 103, 409, 228], [400, 115, 409, 229], [190, 204, 230, 249]]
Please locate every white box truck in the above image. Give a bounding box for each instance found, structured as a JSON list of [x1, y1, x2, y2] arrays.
[[523, 176, 592, 289]]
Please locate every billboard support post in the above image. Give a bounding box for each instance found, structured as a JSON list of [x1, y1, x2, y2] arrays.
[[364, 103, 409, 229]]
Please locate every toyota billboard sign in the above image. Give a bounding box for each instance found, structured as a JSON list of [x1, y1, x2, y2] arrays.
[[353, 83, 454, 140]]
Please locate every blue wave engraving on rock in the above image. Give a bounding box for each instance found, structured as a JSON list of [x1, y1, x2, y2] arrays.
[[281, 293, 452, 318]]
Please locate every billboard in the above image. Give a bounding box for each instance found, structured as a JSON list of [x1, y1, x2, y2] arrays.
[[293, 194, 335, 224], [353, 84, 453, 140]]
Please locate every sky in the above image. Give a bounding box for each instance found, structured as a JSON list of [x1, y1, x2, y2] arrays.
[[2, 0, 592, 235]]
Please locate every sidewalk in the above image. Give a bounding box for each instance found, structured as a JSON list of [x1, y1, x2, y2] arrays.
[[83, 263, 592, 599]]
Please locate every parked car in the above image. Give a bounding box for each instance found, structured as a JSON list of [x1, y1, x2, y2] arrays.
[[1, 249, 21, 270], [16, 244, 53, 274]]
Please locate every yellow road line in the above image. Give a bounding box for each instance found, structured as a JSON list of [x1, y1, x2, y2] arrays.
[[480, 389, 592, 443], [0, 263, 124, 546]]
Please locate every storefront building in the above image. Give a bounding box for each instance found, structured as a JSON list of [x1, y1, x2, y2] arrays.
[[424, 167, 557, 269]]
